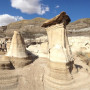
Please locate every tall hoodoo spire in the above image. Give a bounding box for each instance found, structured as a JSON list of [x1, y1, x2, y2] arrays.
[[42, 11, 71, 63], [42, 11, 74, 90], [42, 11, 90, 90]]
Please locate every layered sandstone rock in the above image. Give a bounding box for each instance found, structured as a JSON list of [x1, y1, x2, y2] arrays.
[[42, 12, 90, 90], [6, 31, 28, 58], [42, 12, 74, 90], [38, 42, 49, 58], [6, 39, 11, 52], [5, 31, 32, 68], [68, 36, 90, 53]]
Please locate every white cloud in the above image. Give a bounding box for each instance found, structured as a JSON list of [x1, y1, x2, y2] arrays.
[[0, 14, 24, 26], [56, 5, 60, 8], [10, 0, 49, 15]]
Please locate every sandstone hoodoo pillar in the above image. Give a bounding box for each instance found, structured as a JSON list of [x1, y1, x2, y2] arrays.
[[6, 31, 28, 58], [5, 31, 32, 68], [42, 12, 72, 63], [42, 12, 74, 90]]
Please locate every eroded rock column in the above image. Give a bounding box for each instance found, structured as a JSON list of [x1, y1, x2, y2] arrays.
[[6, 31, 28, 58], [5, 31, 32, 68], [42, 12, 74, 90]]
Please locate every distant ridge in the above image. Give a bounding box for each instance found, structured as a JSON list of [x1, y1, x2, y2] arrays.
[[0, 18, 90, 38], [5, 17, 47, 37], [67, 18, 90, 30]]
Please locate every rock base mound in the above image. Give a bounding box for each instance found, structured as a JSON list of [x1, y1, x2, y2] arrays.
[[2, 56, 33, 68]]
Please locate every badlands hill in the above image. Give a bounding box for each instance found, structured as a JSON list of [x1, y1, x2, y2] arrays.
[[67, 18, 90, 30], [0, 17, 47, 38], [0, 18, 90, 38], [67, 18, 90, 36]]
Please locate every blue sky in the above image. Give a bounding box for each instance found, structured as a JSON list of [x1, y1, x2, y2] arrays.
[[0, 0, 90, 26]]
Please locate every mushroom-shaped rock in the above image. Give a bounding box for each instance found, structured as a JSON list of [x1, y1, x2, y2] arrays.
[[42, 12, 90, 90], [42, 11, 71, 27]]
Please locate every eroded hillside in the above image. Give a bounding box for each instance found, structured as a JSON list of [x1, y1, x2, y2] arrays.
[[0, 18, 90, 38]]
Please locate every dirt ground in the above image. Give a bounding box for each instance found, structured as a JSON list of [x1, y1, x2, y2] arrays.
[[0, 55, 48, 90], [0, 54, 90, 90]]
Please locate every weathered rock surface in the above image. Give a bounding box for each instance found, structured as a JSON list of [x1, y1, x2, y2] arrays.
[[68, 36, 90, 53], [41, 12, 90, 90], [27, 35, 90, 56], [4, 31, 32, 68], [27, 42, 49, 58], [6, 31, 28, 58]]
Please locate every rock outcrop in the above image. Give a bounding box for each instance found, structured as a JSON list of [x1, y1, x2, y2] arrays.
[[42, 11, 74, 90], [0, 26, 7, 31], [6, 31, 28, 58], [5, 31, 32, 68], [42, 12, 90, 90]]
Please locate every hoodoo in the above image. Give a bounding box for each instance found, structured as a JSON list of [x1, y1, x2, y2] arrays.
[[42, 11, 73, 90], [42, 11, 71, 63], [4, 31, 32, 68], [42, 12, 90, 90], [6, 31, 28, 58]]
